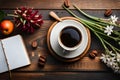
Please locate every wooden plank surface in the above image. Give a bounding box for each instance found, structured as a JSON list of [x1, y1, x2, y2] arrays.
[[0, 0, 120, 80], [2, 10, 120, 21], [0, 0, 120, 9], [15, 57, 107, 72], [1, 72, 120, 80], [0, 9, 120, 76]]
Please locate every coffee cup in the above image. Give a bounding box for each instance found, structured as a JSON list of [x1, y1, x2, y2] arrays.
[[58, 26, 82, 53]]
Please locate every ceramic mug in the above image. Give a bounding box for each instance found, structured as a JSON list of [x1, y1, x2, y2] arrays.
[[58, 26, 82, 53]]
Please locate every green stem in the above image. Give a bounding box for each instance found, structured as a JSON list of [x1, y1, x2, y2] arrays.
[[103, 39, 120, 53], [73, 4, 99, 21], [63, 5, 119, 54], [81, 18, 103, 29], [85, 22, 118, 41], [78, 18, 108, 51], [73, 4, 120, 28], [96, 30, 118, 41], [63, 5, 103, 29], [90, 20, 108, 27], [83, 20, 103, 31], [94, 31, 108, 52], [113, 31, 120, 36], [63, 5, 120, 40], [7, 14, 18, 17]]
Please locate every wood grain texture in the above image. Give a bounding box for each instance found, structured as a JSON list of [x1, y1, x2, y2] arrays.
[[2, 10, 120, 21], [0, 1, 120, 79], [1, 72, 120, 80], [0, 0, 120, 9], [14, 57, 107, 72]]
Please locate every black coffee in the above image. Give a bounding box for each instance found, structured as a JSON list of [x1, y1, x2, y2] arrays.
[[60, 26, 82, 48]]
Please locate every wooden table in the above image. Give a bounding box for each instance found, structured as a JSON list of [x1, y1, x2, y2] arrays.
[[0, 0, 120, 80]]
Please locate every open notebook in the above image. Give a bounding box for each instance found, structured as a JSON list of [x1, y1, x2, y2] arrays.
[[0, 35, 31, 73]]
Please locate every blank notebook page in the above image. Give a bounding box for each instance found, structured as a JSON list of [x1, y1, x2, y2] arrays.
[[0, 35, 30, 73], [0, 41, 8, 73]]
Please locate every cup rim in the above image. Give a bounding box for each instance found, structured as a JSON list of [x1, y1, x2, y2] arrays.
[[58, 26, 82, 51]]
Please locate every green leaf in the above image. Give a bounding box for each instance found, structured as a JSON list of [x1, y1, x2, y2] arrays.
[[0, 10, 5, 22]]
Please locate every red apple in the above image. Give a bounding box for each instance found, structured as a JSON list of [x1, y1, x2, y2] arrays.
[[0, 20, 14, 35]]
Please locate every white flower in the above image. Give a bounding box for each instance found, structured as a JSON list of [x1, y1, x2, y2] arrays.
[[100, 53, 110, 63], [110, 15, 118, 24], [104, 25, 114, 36], [112, 63, 119, 71], [116, 53, 120, 62], [106, 57, 115, 67], [100, 51, 120, 73], [112, 63, 120, 73]]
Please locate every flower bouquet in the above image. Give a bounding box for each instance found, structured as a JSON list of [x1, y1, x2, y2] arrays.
[[0, 7, 43, 34], [63, 5, 120, 73]]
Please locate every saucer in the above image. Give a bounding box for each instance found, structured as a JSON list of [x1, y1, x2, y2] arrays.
[[47, 17, 91, 62]]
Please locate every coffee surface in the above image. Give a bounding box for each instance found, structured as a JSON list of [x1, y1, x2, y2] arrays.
[[60, 26, 81, 47]]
